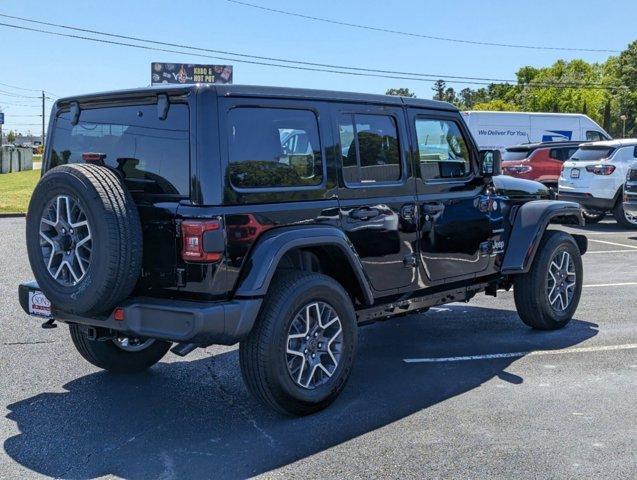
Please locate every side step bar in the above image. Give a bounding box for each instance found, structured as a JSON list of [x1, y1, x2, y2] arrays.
[[356, 282, 490, 324]]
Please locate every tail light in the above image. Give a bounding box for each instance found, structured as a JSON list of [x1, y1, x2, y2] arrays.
[[585, 164, 615, 175], [508, 165, 532, 173], [181, 220, 223, 262]]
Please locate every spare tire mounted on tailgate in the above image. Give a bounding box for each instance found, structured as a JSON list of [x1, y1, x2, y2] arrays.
[[26, 164, 142, 315]]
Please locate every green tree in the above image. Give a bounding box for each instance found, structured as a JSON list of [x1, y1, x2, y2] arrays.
[[473, 99, 520, 112], [6, 130, 16, 143], [385, 88, 416, 97], [432, 80, 446, 101]]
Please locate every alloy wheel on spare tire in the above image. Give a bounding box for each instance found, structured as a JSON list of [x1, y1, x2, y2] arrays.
[[26, 164, 143, 315]]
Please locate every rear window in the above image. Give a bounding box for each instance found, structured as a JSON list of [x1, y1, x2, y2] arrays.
[[48, 103, 190, 196], [571, 147, 615, 162], [503, 149, 532, 161]]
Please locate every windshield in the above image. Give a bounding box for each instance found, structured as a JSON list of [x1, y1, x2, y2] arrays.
[[503, 150, 531, 161], [571, 147, 615, 162]]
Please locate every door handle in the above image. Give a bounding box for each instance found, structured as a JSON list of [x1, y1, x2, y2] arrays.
[[350, 207, 380, 220], [422, 203, 444, 214]]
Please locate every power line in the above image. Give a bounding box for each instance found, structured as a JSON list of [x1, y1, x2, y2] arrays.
[[0, 88, 41, 99], [0, 80, 42, 92], [0, 13, 625, 91], [227, 0, 621, 54], [0, 11, 527, 83], [0, 18, 626, 92]]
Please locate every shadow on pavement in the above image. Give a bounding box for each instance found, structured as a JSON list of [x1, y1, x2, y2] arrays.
[[4, 306, 598, 479]]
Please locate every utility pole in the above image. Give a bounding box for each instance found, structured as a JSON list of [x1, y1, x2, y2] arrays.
[[41, 91, 46, 146], [620, 114, 627, 138]]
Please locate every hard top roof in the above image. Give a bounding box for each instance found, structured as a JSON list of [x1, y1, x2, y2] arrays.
[[578, 139, 637, 148], [55, 84, 457, 111]]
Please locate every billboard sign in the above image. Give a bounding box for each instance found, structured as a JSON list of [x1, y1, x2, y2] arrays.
[[0, 112, 4, 125], [151, 63, 233, 85]]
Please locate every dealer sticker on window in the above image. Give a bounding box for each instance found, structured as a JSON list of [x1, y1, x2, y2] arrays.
[[28, 290, 51, 317]]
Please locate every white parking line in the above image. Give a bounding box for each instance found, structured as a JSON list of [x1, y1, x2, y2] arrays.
[[583, 282, 637, 288], [585, 249, 637, 254], [403, 343, 637, 363], [587, 239, 637, 250]]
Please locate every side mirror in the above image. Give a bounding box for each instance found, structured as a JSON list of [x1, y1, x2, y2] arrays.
[[479, 149, 502, 178]]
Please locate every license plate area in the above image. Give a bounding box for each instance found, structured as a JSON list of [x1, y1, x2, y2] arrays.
[[28, 290, 52, 317], [570, 168, 580, 179]]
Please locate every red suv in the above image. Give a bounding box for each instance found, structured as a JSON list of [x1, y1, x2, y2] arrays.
[[502, 141, 582, 187]]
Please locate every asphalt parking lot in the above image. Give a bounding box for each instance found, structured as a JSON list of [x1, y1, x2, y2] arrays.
[[1, 217, 635, 479]]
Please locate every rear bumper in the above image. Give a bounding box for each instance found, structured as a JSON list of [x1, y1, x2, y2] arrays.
[[557, 192, 614, 211], [18, 281, 262, 346]]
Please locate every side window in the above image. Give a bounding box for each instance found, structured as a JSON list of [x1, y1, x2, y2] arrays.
[[414, 118, 471, 180], [586, 131, 605, 142], [49, 104, 190, 196], [338, 114, 401, 184], [549, 148, 575, 161], [227, 107, 323, 189]]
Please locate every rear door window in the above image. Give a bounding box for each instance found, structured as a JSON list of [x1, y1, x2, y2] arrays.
[[227, 107, 323, 189], [338, 114, 401, 184], [49, 103, 190, 196]]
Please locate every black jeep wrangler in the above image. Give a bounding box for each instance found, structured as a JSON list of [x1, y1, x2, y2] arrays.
[[19, 84, 587, 415]]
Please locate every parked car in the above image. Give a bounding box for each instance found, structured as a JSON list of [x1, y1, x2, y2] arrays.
[[18, 85, 587, 415], [559, 139, 637, 227], [624, 162, 637, 218], [462, 111, 610, 151], [502, 141, 583, 188]]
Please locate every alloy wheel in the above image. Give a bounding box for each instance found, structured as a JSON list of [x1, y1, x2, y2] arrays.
[[39, 195, 92, 286], [286, 301, 343, 389], [547, 250, 577, 311], [113, 336, 156, 352]]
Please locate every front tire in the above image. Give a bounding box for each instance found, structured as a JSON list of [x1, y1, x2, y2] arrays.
[[69, 325, 171, 373], [513, 231, 583, 330], [240, 271, 357, 416], [612, 201, 637, 229]]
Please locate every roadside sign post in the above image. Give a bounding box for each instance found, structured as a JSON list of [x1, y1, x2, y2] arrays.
[[0, 112, 4, 145]]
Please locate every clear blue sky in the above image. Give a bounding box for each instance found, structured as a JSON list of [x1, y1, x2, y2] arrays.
[[1, 0, 635, 134]]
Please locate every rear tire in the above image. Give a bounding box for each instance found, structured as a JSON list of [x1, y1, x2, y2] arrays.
[[513, 231, 583, 330], [69, 324, 171, 373], [612, 201, 637, 229], [240, 271, 357, 416]]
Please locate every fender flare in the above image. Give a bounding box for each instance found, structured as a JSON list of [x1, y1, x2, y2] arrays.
[[234, 225, 374, 305], [501, 200, 584, 275]]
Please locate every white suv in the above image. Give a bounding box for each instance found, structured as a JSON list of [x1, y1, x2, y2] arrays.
[[559, 139, 637, 228]]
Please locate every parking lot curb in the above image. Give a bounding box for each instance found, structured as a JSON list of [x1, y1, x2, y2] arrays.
[[0, 213, 26, 218]]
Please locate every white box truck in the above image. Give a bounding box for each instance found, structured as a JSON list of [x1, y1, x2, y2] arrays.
[[461, 111, 610, 151]]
